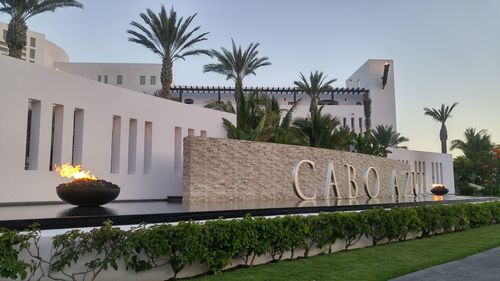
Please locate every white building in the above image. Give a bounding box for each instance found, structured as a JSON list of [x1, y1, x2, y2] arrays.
[[0, 23, 455, 203], [0, 22, 69, 67]]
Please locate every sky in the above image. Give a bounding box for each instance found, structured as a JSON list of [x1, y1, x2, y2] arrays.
[[1, 0, 498, 156]]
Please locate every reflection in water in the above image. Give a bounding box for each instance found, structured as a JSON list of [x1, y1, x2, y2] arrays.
[[432, 195, 445, 201], [181, 195, 464, 212], [59, 206, 118, 217]]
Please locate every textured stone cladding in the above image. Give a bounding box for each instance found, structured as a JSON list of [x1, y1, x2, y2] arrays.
[[183, 137, 411, 201]]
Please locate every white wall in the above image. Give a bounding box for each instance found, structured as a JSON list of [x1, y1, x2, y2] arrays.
[[347, 59, 397, 130], [54, 62, 162, 95], [388, 148, 455, 194], [0, 55, 234, 203]]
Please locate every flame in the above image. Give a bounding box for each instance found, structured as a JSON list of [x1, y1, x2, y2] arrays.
[[54, 163, 98, 180]]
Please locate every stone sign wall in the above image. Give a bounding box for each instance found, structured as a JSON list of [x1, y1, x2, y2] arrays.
[[183, 137, 411, 201]]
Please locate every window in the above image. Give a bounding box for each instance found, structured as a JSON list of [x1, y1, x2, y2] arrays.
[[30, 37, 36, 48], [29, 49, 35, 59], [98, 75, 102, 82], [150, 76, 156, 85], [2, 30, 7, 40], [117, 75, 123, 85], [104, 75, 108, 84], [140, 76, 146, 85]]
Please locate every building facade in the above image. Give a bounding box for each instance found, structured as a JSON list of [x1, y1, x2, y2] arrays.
[[0, 22, 69, 67], [0, 23, 455, 200]]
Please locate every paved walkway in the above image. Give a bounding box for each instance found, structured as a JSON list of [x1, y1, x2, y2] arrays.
[[391, 247, 500, 281]]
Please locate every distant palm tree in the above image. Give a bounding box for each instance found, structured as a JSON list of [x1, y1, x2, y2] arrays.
[[203, 39, 271, 107], [293, 107, 349, 149], [371, 125, 409, 149], [222, 93, 306, 145], [294, 71, 337, 113], [451, 128, 494, 163], [363, 93, 372, 134], [128, 6, 209, 99], [352, 133, 389, 157], [204, 100, 235, 113], [0, 0, 83, 59], [424, 102, 458, 153]]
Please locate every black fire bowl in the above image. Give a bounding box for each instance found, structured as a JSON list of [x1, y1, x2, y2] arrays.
[[56, 179, 120, 207], [431, 185, 449, 196]]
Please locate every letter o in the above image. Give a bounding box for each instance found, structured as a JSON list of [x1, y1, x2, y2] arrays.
[[363, 167, 380, 198]]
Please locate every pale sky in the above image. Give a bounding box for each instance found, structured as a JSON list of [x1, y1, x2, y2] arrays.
[[1, 0, 498, 155]]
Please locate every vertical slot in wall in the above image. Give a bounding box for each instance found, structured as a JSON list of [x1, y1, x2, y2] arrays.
[[431, 162, 435, 183], [128, 119, 137, 174], [110, 116, 121, 174], [439, 163, 443, 182], [49, 104, 64, 171], [174, 127, 182, 175], [144, 122, 152, 174], [422, 161, 427, 189], [25, 99, 41, 170], [72, 109, 84, 165]]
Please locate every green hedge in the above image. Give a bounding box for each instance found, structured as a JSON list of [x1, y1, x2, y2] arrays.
[[1, 202, 500, 280]]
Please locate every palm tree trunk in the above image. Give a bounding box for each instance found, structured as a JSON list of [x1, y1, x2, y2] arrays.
[[364, 94, 372, 135], [6, 16, 28, 59], [234, 77, 243, 106], [160, 57, 173, 99], [309, 94, 318, 113], [440, 123, 448, 153]]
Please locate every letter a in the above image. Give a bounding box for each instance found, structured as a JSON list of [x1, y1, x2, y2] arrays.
[[323, 161, 340, 199], [389, 169, 400, 198]]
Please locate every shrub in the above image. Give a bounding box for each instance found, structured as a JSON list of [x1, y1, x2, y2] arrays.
[[269, 216, 309, 261], [2, 202, 500, 279], [450, 204, 470, 231], [465, 204, 492, 227], [124, 221, 203, 278], [337, 212, 367, 250], [363, 208, 389, 245], [201, 219, 242, 274], [307, 212, 341, 255], [386, 207, 420, 241], [0, 227, 34, 280], [416, 205, 442, 237], [237, 216, 273, 266]]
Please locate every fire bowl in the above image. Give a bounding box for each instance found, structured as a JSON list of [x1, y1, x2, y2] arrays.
[[56, 179, 120, 207], [431, 185, 449, 196]]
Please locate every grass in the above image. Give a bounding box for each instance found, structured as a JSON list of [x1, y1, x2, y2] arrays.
[[189, 224, 500, 281]]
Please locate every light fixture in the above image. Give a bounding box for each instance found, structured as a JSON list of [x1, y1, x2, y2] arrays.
[[381, 63, 390, 89]]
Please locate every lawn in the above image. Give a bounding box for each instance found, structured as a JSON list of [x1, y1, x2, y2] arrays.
[[189, 224, 500, 281]]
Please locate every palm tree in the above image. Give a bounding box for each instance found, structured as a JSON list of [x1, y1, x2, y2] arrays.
[[451, 128, 494, 163], [294, 71, 337, 113], [371, 125, 409, 149], [424, 102, 458, 153], [0, 0, 83, 59], [204, 100, 235, 113], [222, 93, 307, 145], [292, 107, 349, 149], [352, 133, 389, 157], [203, 39, 271, 107], [128, 6, 209, 99], [363, 93, 372, 134]]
